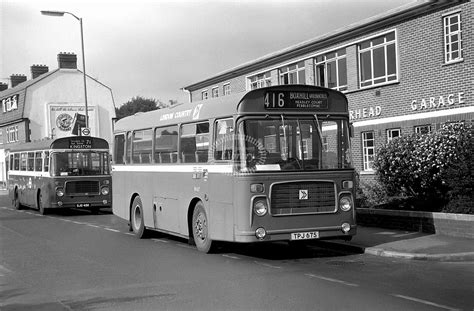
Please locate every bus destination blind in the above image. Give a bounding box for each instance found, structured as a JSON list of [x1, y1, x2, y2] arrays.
[[264, 91, 328, 110], [69, 138, 92, 149]]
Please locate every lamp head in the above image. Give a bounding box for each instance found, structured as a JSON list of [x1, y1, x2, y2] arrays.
[[41, 10, 65, 17]]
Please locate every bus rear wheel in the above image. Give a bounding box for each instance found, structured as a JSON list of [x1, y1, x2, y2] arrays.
[[131, 196, 148, 239], [13, 189, 22, 210], [192, 202, 214, 253]]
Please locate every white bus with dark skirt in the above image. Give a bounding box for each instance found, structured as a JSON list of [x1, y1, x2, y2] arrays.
[[8, 136, 112, 214], [112, 85, 357, 253]]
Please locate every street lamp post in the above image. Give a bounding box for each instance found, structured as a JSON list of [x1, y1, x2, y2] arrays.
[[41, 10, 89, 130]]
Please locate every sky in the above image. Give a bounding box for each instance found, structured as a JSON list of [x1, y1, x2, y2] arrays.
[[1, 0, 415, 107]]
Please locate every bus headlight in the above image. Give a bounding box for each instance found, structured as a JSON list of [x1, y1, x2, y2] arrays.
[[56, 187, 64, 197], [339, 196, 352, 212], [255, 227, 266, 240], [101, 186, 110, 195], [253, 197, 268, 217]]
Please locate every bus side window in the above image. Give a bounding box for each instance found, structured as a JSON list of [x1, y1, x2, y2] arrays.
[[214, 118, 233, 161], [44, 151, 49, 172], [180, 122, 209, 163], [20, 152, 27, 171], [35, 151, 42, 172], [114, 134, 125, 164], [154, 126, 178, 164]]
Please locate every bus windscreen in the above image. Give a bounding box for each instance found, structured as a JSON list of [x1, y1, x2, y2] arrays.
[[52, 151, 110, 176]]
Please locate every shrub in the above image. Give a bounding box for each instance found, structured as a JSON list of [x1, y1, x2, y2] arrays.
[[372, 122, 473, 213]]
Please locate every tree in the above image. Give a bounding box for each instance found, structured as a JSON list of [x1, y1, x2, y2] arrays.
[[115, 96, 160, 119]]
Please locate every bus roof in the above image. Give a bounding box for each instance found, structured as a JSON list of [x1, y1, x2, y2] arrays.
[[114, 85, 348, 133], [7, 136, 109, 152]]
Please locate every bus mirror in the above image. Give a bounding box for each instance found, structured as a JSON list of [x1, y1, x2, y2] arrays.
[[349, 124, 354, 138]]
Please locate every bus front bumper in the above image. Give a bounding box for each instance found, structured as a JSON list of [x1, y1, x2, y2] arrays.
[[234, 225, 357, 243]]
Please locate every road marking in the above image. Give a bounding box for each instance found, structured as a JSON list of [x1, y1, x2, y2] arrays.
[[392, 232, 420, 238], [104, 228, 120, 233], [222, 254, 240, 260], [305, 273, 359, 287], [175, 243, 193, 249], [86, 224, 101, 228], [391, 294, 460, 311], [254, 261, 281, 269], [124, 232, 135, 236]]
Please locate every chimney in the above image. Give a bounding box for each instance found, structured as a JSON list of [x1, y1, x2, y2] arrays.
[[0, 83, 7, 92], [57, 52, 77, 69], [10, 74, 27, 88], [31, 64, 49, 79]]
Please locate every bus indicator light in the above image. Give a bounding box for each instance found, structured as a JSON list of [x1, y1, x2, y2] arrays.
[[250, 183, 264, 193], [255, 227, 266, 240]]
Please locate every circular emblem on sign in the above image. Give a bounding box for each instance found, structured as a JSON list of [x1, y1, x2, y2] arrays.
[[56, 113, 73, 131]]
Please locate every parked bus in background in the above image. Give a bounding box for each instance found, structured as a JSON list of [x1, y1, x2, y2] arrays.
[[7, 136, 111, 214], [112, 85, 356, 253]]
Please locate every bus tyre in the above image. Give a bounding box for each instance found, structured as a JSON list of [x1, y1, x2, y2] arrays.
[[131, 196, 148, 239], [192, 202, 214, 253], [37, 191, 47, 215], [13, 189, 22, 210]]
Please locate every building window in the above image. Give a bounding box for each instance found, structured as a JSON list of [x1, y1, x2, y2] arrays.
[[249, 72, 271, 90], [6, 125, 19, 143], [386, 128, 401, 143], [362, 131, 375, 171], [358, 31, 397, 88], [212, 87, 219, 98], [444, 13, 463, 63], [202, 90, 208, 100], [315, 48, 347, 91], [279, 61, 305, 85], [0, 129, 3, 144], [223, 83, 231, 96], [415, 125, 432, 134]]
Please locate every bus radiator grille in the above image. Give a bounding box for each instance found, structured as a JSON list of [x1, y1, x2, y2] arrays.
[[270, 181, 336, 215], [65, 181, 100, 195]]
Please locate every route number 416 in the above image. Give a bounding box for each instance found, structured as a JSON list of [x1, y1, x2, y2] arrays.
[[264, 92, 286, 109]]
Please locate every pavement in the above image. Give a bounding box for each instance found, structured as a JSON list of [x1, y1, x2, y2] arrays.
[[1, 188, 472, 261], [319, 226, 474, 262]]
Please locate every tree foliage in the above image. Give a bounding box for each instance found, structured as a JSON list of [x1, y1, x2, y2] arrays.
[[115, 96, 173, 120]]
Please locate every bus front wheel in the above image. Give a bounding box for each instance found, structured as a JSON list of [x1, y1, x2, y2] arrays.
[[37, 191, 46, 215], [131, 196, 148, 239], [192, 202, 214, 253]]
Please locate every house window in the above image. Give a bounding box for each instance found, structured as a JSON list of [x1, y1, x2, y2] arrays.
[[386, 128, 401, 143], [279, 61, 305, 85], [212, 87, 219, 98], [6, 125, 19, 143], [249, 72, 271, 90], [315, 48, 347, 91], [358, 31, 397, 88], [415, 125, 432, 134], [223, 83, 231, 96], [444, 13, 463, 63], [362, 131, 375, 171], [202, 90, 208, 100]]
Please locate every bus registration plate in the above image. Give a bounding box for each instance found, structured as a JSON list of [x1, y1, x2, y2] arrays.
[[291, 231, 319, 241], [76, 203, 90, 208]]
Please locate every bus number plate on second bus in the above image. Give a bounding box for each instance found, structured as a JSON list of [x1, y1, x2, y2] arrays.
[[291, 231, 319, 240], [76, 203, 90, 208]]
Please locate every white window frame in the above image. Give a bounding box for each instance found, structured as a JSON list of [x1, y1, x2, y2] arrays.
[[223, 83, 231, 96], [6, 125, 19, 143], [211, 86, 219, 98], [443, 12, 463, 64], [249, 72, 272, 90], [415, 125, 432, 134], [358, 31, 398, 88], [386, 128, 401, 143], [202, 90, 208, 100], [314, 49, 347, 91], [279, 61, 305, 85], [362, 131, 375, 171]]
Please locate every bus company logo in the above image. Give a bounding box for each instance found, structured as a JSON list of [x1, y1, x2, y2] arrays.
[[192, 104, 203, 120], [299, 189, 308, 200], [211, 134, 267, 176], [56, 113, 74, 131]]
